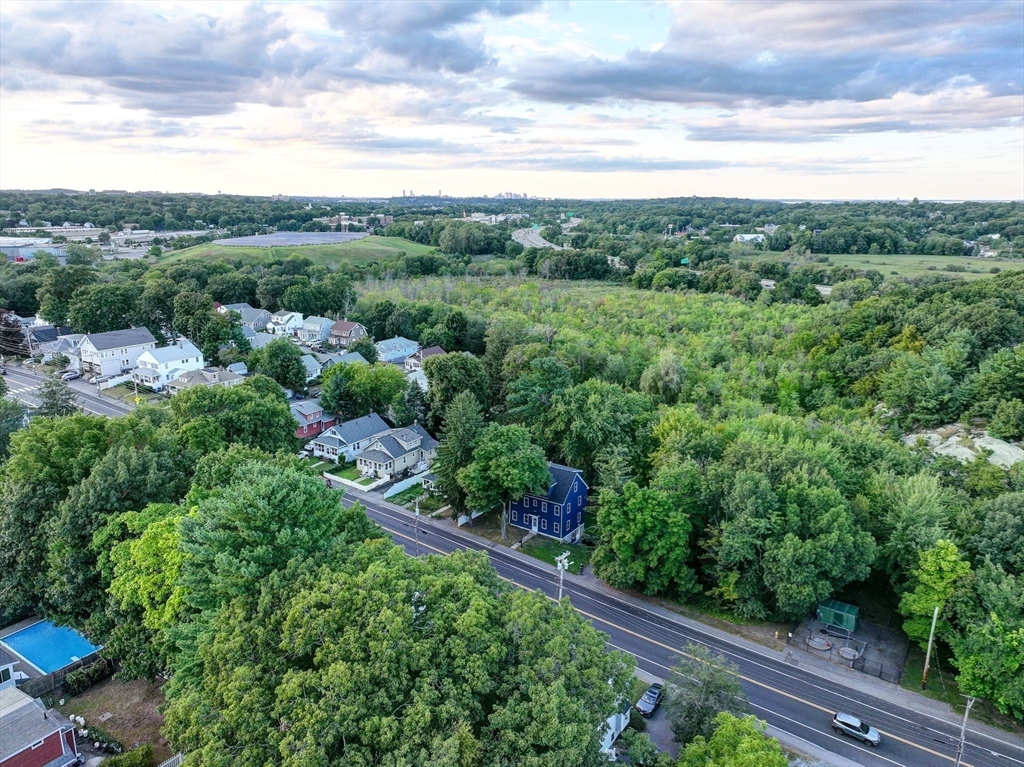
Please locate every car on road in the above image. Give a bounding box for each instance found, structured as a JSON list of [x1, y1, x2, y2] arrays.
[[60, 371, 82, 381], [832, 712, 881, 746], [635, 683, 664, 717]]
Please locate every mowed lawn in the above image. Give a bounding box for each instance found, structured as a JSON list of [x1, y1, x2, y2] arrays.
[[730, 251, 1020, 281], [161, 236, 436, 267], [58, 677, 173, 759]]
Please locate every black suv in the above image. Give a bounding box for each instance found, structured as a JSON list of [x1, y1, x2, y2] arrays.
[[635, 683, 664, 717]]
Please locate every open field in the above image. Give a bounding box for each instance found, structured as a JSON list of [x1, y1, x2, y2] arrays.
[[160, 236, 436, 267], [730, 251, 1021, 281], [58, 677, 173, 759]]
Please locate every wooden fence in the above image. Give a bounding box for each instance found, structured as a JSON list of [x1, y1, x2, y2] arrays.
[[16, 652, 104, 698]]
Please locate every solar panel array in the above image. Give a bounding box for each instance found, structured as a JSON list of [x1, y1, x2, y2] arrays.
[[213, 232, 371, 247]]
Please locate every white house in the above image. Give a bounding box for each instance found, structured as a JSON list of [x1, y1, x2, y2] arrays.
[[375, 336, 420, 365], [131, 339, 205, 391], [78, 328, 157, 378], [599, 700, 632, 760], [266, 310, 304, 336], [733, 233, 765, 244], [309, 412, 390, 462], [356, 424, 437, 480], [300, 354, 322, 382], [301, 316, 334, 344], [404, 345, 445, 372]]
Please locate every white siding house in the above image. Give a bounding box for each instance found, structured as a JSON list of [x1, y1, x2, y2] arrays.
[[131, 340, 205, 391], [78, 328, 157, 378]]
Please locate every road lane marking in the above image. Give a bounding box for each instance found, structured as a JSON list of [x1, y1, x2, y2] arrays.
[[369, 517, 972, 766]]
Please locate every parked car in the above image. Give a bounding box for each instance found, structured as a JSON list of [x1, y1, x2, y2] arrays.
[[60, 371, 82, 381], [832, 712, 881, 746], [635, 683, 664, 717]]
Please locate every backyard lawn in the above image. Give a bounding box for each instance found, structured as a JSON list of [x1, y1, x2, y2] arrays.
[[58, 678, 173, 760]]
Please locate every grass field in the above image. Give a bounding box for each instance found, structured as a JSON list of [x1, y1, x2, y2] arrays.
[[730, 251, 1020, 281], [58, 678, 172, 759], [161, 236, 436, 267]]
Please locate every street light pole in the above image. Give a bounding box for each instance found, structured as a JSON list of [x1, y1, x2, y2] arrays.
[[953, 696, 976, 767], [555, 551, 571, 601], [922, 605, 940, 689]]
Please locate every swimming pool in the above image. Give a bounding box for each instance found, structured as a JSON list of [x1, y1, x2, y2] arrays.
[[0, 621, 101, 674]]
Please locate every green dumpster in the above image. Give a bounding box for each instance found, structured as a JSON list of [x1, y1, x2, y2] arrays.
[[817, 599, 859, 632]]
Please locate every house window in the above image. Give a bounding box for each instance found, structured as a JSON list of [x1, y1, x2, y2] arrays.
[[577, 512, 582, 524], [533, 498, 538, 508], [541, 519, 547, 530], [511, 510, 518, 522], [32, 740, 46, 749], [542, 502, 547, 512], [578, 496, 583, 507], [554, 522, 560, 534], [0, 667, 9, 684]]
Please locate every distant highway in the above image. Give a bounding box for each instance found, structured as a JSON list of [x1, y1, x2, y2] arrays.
[[512, 227, 563, 250], [2, 366, 135, 418]]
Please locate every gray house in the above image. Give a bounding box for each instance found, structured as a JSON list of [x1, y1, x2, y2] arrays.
[[309, 412, 390, 462]]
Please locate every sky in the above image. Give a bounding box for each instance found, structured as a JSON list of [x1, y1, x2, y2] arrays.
[[1, 0, 1022, 200]]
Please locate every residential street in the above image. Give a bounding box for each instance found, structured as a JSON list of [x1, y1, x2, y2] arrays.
[[2, 366, 135, 418], [343, 488, 1024, 767]]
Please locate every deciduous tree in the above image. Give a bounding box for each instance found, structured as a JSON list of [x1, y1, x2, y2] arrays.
[[665, 644, 750, 746]]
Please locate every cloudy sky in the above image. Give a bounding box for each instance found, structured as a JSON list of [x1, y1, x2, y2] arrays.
[[1, 0, 1021, 199]]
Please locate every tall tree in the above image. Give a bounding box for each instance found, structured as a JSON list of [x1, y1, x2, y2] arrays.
[[458, 424, 550, 538], [899, 539, 971, 648], [67, 282, 141, 334], [391, 379, 426, 427], [483, 316, 532, 408], [0, 308, 30, 357], [36, 265, 97, 326], [423, 351, 489, 432], [678, 713, 788, 767], [505, 356, 573, 442], [665, 644, 750, 746], [348, 336, 378, 364], [172, 291, 214, 343], [433, 391, 485, 516], [248, 337, 307, 392], [0, 398, 26, 461], [36, 372, 79, 417]]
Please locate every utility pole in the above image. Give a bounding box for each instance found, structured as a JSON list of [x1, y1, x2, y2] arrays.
[[953, 696, 976, 767], [922, 605, 940, 689], [414, 498, 421, 556], [556, 551, 572, 601]]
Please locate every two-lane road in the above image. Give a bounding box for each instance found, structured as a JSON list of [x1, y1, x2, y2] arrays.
[[2, 366, 135, 418], [344, 490, 1024, 767]]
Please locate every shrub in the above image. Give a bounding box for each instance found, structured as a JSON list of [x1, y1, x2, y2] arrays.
[[628, 707, 647, 732], [105, 745, 157, 767], [63, 658, 112, 696], [990, 399, 1024, 441]]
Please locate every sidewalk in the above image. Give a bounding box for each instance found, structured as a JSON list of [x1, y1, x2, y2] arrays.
[[347, 487, 1021, 751]]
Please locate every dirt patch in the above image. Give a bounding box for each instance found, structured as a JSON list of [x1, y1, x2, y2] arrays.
[[58, 677, 172, 760]]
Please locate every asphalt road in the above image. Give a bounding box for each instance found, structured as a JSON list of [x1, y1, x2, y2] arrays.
[[344, 490, 1024, 767], [2, 366, 135, 418], [512, 227, 563, 250]]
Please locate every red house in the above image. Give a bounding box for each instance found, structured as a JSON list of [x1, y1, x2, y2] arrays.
[[291, 398, 338, 440], [0, 685, 79, 767]]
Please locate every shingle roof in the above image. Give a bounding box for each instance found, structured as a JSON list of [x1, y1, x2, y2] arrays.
[[375, 337, 418, 355], [238, 307, 269, 323], [300, 354, 321, 376], [143, 340, 201, 363], [226, 362, 248, 375], [333, 412, 390, 445], [331, 320, 364, 334], [361, 423, 437, 461], [222, 302, 253, 312], [304, 316, 333, 327], [291, 399, 324, 418], [0, 687, 72, 763], [417, 345, 445, 359], [544, 462, 587, 505], [84, 327, 156, 350], [359, 449, 392, 464], [324, 352, 368, 366]]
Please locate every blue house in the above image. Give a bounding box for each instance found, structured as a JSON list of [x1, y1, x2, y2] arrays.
[[509, 462, 588, 543]]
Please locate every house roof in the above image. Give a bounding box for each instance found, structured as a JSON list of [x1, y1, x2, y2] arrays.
[[272, 310, 302, 319], [375, 336, 418, 355], [331, 320, 364, 334], [222, 302, 252, 312], [360, 423, 437, 462], [304, 316, 333, 327], [300, 354, 321, 376], [0, 686, 71, 762], [359, 449, 392, 464], [323, 351, 368, 366], [168, 367, 243, 390], [226, 362, 248, 375], [537, 462, 587, 505], [324, 412, 390, 446], [84, 327, 157, 350], [416, 345, 445, 360], [247, 332, 276, 349], [142, 340, 201, 363], [290, 399, 324, 418], [238, 307, 269, 323], [26, 325, 59, 344]]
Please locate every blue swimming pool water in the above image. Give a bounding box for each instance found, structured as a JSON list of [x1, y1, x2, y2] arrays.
[[0, 621, 100, 674]]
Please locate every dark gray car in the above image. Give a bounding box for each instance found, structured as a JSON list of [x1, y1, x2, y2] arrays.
[[832, 712, 881, 746], [635, 683, 664, 717]]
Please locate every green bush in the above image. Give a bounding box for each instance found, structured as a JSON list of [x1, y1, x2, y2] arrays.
[[63, 658, 111, 696], [990, 399, 1024, 441], [627, 706, 647, 732], [104, 745, 155, 767]]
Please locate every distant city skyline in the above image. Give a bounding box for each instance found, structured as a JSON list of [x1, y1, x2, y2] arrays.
[[1, 1, 1021, 200]]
